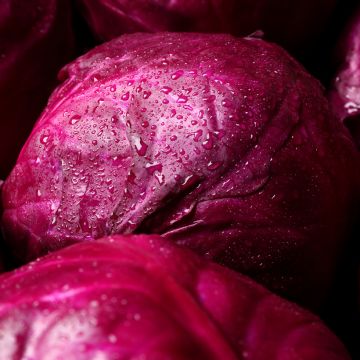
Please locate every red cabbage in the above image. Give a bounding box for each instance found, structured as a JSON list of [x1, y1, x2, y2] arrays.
[[76, 0, 336, 54], [330, 7, 360, 148], [0, 234, 351, 359], [2, 33, 359, 308], [0, 0, 75, 177]]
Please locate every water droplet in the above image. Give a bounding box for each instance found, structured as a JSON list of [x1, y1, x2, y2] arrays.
[[145, 162, 163, 175], [207, 161, 222, 170], [171, 70, 184, 80], [134, 137, 148, 156], [111, 115, 118, 123], [184, 87, 193, 95], [213, 129, 225, 139], [155, 172, 165, 185], [176, 94, 188, 104], [170, 109, 177, 117], [127, 171, 136, 184], [40, 134, 49, 144], [69, 114, 81, 125], [110, 85, 116, 92], [202, 70, 213, 78], [121, 92, 130, 101], [180, 174, 199, 189], [193, 129, 203, 142], [202, 133, 214, 150], [221, 99, 231, 107], [170, 135, 177, 141], [160, 86, 172, 94], [143, 91, 151, 99], [163, 145, 171, 154], [141, 121, 149, 128]]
